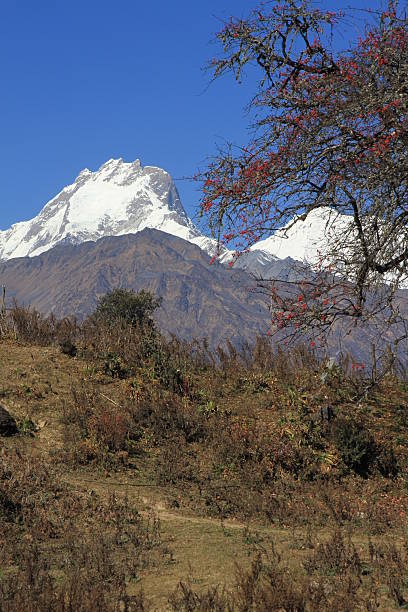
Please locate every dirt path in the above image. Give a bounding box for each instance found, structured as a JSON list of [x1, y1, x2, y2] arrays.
[[63, 473, 272, 610], [63, 473, 251, 531]]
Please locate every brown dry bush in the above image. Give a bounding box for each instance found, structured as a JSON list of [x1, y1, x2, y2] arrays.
[[0, 446, 70, 538], [169, 547, 312, 612], [170, 533, 408, 611], [60, 382, 141, 466], [303, 529, 362, 578], [368, 539, 408, 607], [86, 406, 134, 451], [62, 378, 211, 468], [133, 395, 209, 444], [169, 544, 318, 611], [0, 446, 168, 611], [155, 436, 202, 486], [6, 301, 78, 347]]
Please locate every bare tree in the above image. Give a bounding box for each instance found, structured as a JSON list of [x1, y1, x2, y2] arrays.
[[199, 0, 408, 351]]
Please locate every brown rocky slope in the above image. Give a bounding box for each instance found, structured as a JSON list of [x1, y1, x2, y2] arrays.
[[0, 229, 271, 347]]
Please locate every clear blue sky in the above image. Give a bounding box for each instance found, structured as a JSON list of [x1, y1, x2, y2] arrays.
[[0, 0, 384, 231]]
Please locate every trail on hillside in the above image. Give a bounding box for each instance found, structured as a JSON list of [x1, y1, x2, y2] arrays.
[[63, 473, 252, 532]]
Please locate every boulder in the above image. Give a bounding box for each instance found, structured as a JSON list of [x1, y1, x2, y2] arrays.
[[0, 404, 18, 436]]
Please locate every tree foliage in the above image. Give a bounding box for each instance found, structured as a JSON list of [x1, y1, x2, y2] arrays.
[[199, 0, 408, 346], [94, 288, 162, 328]]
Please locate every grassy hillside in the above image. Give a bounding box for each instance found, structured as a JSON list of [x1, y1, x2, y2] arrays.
[[1, 304, 408, 610]]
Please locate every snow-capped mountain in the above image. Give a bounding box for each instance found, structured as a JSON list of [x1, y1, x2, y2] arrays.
[[244, 208, 407, 288], [225, 205, 405, 289], [249, 207, 352, 264], [0, 158, 368, 285], [218, 207, 353, 280], [0, 155, 352, 271], [0, 158, 215, 261]]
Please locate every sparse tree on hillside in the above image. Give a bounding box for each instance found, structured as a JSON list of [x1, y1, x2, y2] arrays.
[[199, 0, 408, 350], [94, 288, 162, 328]]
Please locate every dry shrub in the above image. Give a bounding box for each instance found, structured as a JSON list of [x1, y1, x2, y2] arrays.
[[63, 377, 211, 467], [368, 539, 408, 607], [86, 407, 134, 452], [132, 396, 208, 444], [0, 446, 167, 611], [0, 446, 69, 538], [169, 582, 232, 611], [7, 301, 78, 346], [170, 533, 408, 611], [80, 317, 162, 374], [154, 436, 201, 486], [303, 529, 362, 577], [214, 417, 318, 480], [252, 338, 321, 378], [61, 383, 141, 465], [169, 544, 319, 611], [332, 417, 398, 478], [0, 539, 125, 612]]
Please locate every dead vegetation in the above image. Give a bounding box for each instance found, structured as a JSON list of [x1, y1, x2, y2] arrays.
[[1, 303, 408, 609]]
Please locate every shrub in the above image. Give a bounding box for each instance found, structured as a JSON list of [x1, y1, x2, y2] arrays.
[[86, 407, 134, 452], [93, 288, 162, 328], [59, 338, 77, 357], [376, 444, 399, 478], [102, 352, 128, 378], [333, 418, 382, 478]]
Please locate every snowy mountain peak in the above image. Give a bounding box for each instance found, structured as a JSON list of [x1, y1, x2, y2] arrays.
[[250, 207, 352, 264], [0, 158, 214, 261], [0, 158, 353, 280]]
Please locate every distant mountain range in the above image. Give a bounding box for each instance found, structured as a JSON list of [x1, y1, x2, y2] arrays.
[[0, 158, 406, 365], [0, 229, 278, 348], [0, 158, 216, 261], [0, 157, 353, 275]]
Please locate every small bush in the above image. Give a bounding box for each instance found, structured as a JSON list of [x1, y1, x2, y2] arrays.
[[303, 529, 362, 577], [93, 288, 162, 328], [102, 352, 128, 378], [376, 443, 399, 478], [59, 338, 77, 357], [86, 407, 135, 452], [333, 418, 379, 477], [133, 397, 208, 445]]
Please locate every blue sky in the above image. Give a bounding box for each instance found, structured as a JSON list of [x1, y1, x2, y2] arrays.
[[0, 0, 384, 231]]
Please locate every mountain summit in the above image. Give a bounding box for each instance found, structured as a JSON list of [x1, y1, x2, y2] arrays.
[[0, 157, 359, 282], [0, 158, 214, 261]]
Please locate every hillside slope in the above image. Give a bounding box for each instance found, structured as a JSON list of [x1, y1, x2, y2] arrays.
[[0, 229, 272, 347]]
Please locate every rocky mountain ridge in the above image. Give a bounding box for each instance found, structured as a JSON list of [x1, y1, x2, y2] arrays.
[[0, 158, 216, 261], [0, 229, 274, 348], [0, 158, 350, 276]]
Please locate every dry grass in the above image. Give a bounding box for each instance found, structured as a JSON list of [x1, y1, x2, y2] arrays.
[[1, 305, 408, 609]]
